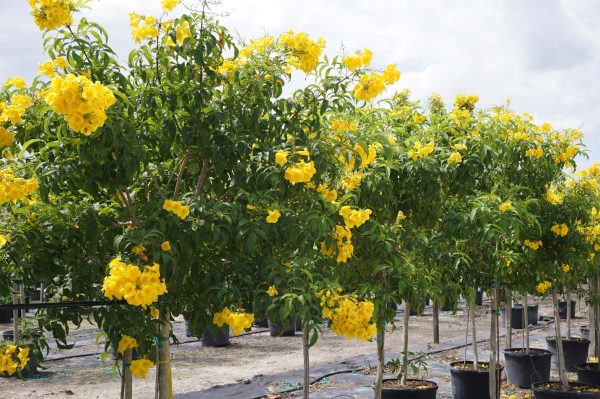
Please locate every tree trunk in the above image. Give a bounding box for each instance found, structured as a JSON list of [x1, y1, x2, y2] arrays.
[[401, 301, 410, 385], [121, 348, 133, 399], [552, 289, 569, 390], [374, 323, 385, 399], [302, 323, 310, 399], [433, 300, 439, 344], [566, 291, 572, 339], [12, 283, 19, 344], [505, 289, 512, 349], [489, 287, 499, 399], [471, 303, 478, 368], [595, 276, 600, 360], [158, 312, 172, 399], [523, 293, 530, 354]]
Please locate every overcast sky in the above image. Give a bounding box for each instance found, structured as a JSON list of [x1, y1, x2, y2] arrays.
[[1, 0, 598, 166]]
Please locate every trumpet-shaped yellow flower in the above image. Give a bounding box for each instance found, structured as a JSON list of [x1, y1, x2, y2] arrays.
[[266, 209, 281, 223]]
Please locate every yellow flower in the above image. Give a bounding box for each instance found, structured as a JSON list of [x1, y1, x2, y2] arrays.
[[246, 204, 256, 210], [562, 264, 570, 273], [102, 260, 167, 308], [5, 77, 27, 89], [279, 30, 325, 73], [163, 199, 190, 219], [382, 64, 401, 85], [343, 49, 372, 71], [117, 335, 138, 355], [284, 160, 316, 185], [354, 144, 376, 169], [17, 347, 30, 368], [130, 359, 154, 379], [524, 240, 542, 251], [535, 280, 552, 294], [176, 21, 191, 45], [498, 201, 513, 212], [266, 285, 278, 297], [275, 150, 289, 165], [38, 61, 56, 78], [0, 127, 15, 148], [297, 148, 310, 158], [545, 187, 564, 205], [161, 0, 180, 11], [53, 57, 67, 69], [266, 209, 281, 224], [0, 234, 11, 249], [447, 152, 463, 165], [213, 308, 254, 335], [353, 72, 386, 101], [396, 211, 406, 222], [339, 206, 372, 229], [29, 0, 74, 31], [161, 241, 171, 252], [550, 223, 569, 237]]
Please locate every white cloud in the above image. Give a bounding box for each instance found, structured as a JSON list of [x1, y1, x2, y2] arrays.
[[1, 0, 598, 165]]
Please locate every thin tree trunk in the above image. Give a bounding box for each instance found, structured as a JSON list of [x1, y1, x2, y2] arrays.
[[302, 324, 310, 399], [505, 289, 512, 349], [489, 287, 499, 399], [523, 293, 530, 354], [401, 301, 410, 385], [566, 291, 572, 339], [12, 283, 19, 344], [552, 289, 569, 390], [595, 276, 600, 360], [121, 348, 133, 399], [433, 300, 439, 344], [158, 312, 171, 399], [471, 303, 478, 368], [374, 324, 385, 399]]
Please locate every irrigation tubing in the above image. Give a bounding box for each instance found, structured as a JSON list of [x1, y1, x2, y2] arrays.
[[0, 300, 125, 310]]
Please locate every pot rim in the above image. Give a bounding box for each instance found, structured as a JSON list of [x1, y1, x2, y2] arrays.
[[545, 336, 590, 343], [380, 378, 439, 391], [449, 360, 504, 373], [504, 347, 552, 356], [531, 380, 600, 391]]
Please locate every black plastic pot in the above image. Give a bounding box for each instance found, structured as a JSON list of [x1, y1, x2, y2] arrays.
[[450, 361, 502, 399], [380, 378, 438, 399], [253, 317, 269, 328], [531, 381, 600, 399], [475, 290, 483, 306], [442, 298, 453, 311], [268, 317, 295, 337], [387, 302, 398, 311], [504, 304, 538, 329], [581, 326, 590, 341], [295, 317, 302, 331], [546, 336, 590, 372], [202, 325, 230, 347], [2, 330, 14, 342], [0, 309, 12, 324], [577, 363, 600, 386], [504, 348, 551, 388], [559, 300, 577, 320]]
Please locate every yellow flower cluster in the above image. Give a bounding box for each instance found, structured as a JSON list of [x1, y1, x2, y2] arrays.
[[266, 285, 278, 297], [526, 146, 543, 159], [551, 223, 569, 237], [29, 0, 74, 31], [316, 183, 338, 203], [130, 13, 159, 43], [353, 72, 386, 101], [117, 335, 138, 355], [343, 49, 372, 71], [330, 119, 358, 131], [524, 240, 542, 250], [0, 94, 33, 125], [321, 225, 354, 263], [498, 201, 513, 212], [275, 150, 289, 165], [0, 168, 39, 205], [130, 359, 154, 379], [163, 199, 190, 219], [317, 291, 376, 341], [161, 241, 171, 252], [0, 127, 15, 148], [4, 77, 27, 89], [354, 144, 376, 169], [279, 30, 325, 73], [382, 64, 401, 85], [0, 234, 10, 249], [175, 21, 191, 46], [545, 187, 564, 205], [40, 74, 116, 135], [102, 259, 167, 308], [239, 36, 274, 59], [341, 171, 364, 191], [213, 308, 254, 335], [453, 94, 479, 111], [161, 0, 180, 11], [452, 144, 468, 151], [535, 280, 552, 294], [339, 206, 372, 229], [37, 58, 67, 78], [408, 141, 435, 161], [131, 245, 148, 262], [266, 209, 281, 223], [0, 345, 30, 376], [284, 160, 316, 185], [562, 264, 570, 273], [447, 152, 463, 165]]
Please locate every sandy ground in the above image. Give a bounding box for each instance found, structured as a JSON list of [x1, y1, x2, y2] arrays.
[[0, 296, 589, 398]]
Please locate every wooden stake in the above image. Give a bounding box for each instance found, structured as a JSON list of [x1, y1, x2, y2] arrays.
[[401, 301, 410, 385], [433, 300, 439, 344], [552, 289, 569, 390], [374, 323, 385, 399], [121, 348, 133, 399], [302, 323, 310, 399], [158, 312, 172, 399]]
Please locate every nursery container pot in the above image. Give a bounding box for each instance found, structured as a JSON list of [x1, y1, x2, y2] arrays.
[[546, 336, 590, 372], [503, 348, 551, 388], [577, 363, 600, 387], [268, 317, 295, 337], [531, 381, 600, 399], [202, 325, 230, 347], [581, 326, 590, 341], [450, 361, 503, 399], [559, 300, 577, 320], [0, 309, 12, 324], [380, 378, 438, 399]]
